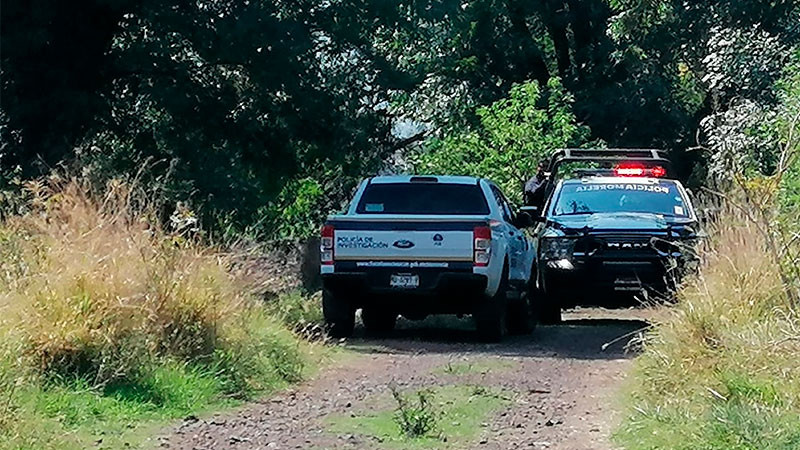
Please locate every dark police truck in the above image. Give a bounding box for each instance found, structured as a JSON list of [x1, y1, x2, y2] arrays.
[[527, 149, 702, 323]]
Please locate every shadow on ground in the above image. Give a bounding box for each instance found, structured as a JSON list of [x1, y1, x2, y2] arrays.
[[345, 310, 650, 361]]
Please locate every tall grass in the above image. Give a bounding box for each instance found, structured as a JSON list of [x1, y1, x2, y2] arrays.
[[0, 178, 316, 449], [616, 206, 800, 449]]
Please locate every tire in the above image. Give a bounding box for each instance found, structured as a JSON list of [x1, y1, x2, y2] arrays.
[[535, 270, 562, 325], [322, 289, 355, 338], [506, 292, 533, 335], [361, 308, 397, 335], [538, 293, 562, 325], [475, 265, 509, 342]]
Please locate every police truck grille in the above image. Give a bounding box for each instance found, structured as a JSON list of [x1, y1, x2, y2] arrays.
[[599, 236, 656, 257]]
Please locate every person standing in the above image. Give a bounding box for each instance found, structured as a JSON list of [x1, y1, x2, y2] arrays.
[[524, 160, 549, 208]]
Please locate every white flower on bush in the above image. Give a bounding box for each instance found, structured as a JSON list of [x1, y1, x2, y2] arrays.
[[701, 98, 779, 180], [169, 202, 199, 234], [701, 26, 788, 99]]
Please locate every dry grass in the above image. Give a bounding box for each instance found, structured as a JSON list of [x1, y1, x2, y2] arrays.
[[0, 178, 316, 449], [1, 179, 254, 382], [617, 206, 800, 449]]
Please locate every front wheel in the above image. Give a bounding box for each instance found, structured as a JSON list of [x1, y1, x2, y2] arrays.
[[323, 289, 355, 338], [533, 269, 562, 325], [537, 293, 562, 325], [506, 292, 533, 335]]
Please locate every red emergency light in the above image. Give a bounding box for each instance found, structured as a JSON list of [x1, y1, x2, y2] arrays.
[[613, 163, 667, 178]]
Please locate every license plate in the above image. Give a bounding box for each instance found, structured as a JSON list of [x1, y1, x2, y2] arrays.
[[390, 274, 419, 289]]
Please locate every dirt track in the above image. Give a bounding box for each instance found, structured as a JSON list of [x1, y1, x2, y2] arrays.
[[158, 308, 649, 450]]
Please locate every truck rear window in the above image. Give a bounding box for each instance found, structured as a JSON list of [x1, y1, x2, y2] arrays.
[[356, 183, 490, 215]]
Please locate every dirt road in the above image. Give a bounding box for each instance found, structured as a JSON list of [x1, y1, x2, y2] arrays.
[[158, 308, 648, 450]]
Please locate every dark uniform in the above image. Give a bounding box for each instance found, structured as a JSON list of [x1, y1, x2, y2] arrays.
[[524, 173, 547, 208]]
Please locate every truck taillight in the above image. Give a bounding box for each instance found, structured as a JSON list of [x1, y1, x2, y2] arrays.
[[321, 225, 334, 265], [473, 226, 491, 267]]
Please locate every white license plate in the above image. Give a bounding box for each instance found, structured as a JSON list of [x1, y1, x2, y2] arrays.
[[390, 274, 419, 288]]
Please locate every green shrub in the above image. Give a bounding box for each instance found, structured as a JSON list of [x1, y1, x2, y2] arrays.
[[0, 178, 318, 449], [266, 290, 325, 340], [391, 386, 438, 439], [616, 208, 800, 450], [413, 78, 594, 203]]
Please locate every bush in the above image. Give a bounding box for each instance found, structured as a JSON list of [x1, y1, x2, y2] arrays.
[[391, 386, 438, 439], [0, 177, 315, 449], [265, 290, 326, 340], [616, 206, 800, 450], [413, 78, 594, 203]]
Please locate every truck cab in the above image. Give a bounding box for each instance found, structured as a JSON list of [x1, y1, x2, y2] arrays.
[[529, 149, 702, 323]]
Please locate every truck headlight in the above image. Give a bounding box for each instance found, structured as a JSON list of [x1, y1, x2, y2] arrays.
[[541, 238, 575, 261]]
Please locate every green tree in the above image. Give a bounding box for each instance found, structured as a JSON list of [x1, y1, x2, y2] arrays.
[[414, 78, 592, 202], [331, 0, 699, 154], [608, 0, 800, 179], [1, 0, 403, 236]]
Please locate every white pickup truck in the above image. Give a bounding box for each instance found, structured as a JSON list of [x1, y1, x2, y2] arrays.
[[320, 175, 537, 341]]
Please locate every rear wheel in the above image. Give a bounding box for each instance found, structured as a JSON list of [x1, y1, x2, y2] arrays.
[[322, 289, 355, 338], [475, 266, 509, 342], [361, 308, 397, 335]]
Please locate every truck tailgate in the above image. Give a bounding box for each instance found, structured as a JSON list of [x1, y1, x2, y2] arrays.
[[328, 218, 488, 263]]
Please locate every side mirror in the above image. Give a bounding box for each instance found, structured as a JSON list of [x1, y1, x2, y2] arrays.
[[513, 211, 535, 228]]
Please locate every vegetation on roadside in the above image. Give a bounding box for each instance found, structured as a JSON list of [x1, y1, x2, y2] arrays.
[[0, 179, 321, 450], [617, 56, 800, 450], [326, 385, 510, 449], [266, 290, 326, 338], [391, 386, 438, 438], [616, 207, 800, 450]]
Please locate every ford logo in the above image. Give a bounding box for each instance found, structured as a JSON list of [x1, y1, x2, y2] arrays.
[[393, 240, 415, 249]]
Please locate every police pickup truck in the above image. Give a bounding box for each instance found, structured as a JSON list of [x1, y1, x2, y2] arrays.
[[529, 149, 702, 323], [320, 175, 536, 341]]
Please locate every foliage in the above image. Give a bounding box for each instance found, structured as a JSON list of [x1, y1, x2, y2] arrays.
[[1, 0, 397, 238], [326, 385, 510, 449], [699, 39, 797, 182], [391, 386, 438, 438], [618, 45, 800, 448], [340, 0, 709, 158], [265, 290, 326, 341], [610, 0, 799, 179], [414, 78, 592, 202], [616, 206, 800, 450], [0, 178, 318, 449], [3, 0, 798, 237], [777, 49, 800, 217]]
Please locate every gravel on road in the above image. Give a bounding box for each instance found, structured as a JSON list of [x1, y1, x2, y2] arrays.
[[157, 308, 649, 450]]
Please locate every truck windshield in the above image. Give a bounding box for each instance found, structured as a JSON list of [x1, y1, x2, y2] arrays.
[[553, 182, 690, 217], [356, 183, 490, 215]]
